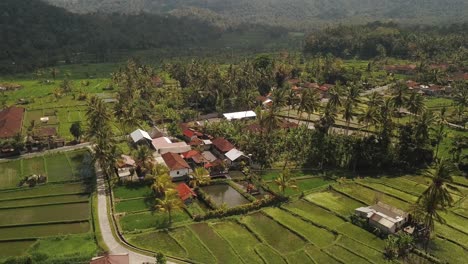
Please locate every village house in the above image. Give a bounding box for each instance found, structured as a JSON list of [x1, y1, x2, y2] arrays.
[[116, 155, 136, 180], [0, 106, 25, 139], [161, 152, 192, 180], [355, 202, 409, 234], [224, 148, 248, 168], [152, 137, 191, 154], [383, 64, 417, 75], [130, 129, 152, 146], [211, 137, 235, 158], [176, 183, 197, 204]]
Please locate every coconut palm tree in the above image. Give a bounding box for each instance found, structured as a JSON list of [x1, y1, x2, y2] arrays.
[[414, 160, 459, 247], [189, 167, 211, 188], [453, 82, 467, 123], [406, 92, 426, 119], [414, 111, 435, 147], [358, 106, 378, 136], [297, 88, 321, 126], [274, 169, 298, 195], [151, 173, 175, 197], [342, 83, 362, 135], [390, 82, 409, 122], [155, 189, 184, 224], [327, 84, 343, 110], [433, 108, 448, 160], [132, 145, 155, 173]]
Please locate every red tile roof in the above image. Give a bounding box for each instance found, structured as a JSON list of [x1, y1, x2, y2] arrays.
[[0, 106, 24, 138], [182, 150, 200, 159], [161, 152, 190, 171], [189, 137, 203, 146], [183, 128, 202, 138], [176, 183, 196, 201], [211, 137, 235, 153]]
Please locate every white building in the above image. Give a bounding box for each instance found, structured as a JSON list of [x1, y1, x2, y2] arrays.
[[355, 202, 409, 234], [223, 111, 257, 121], [152, 137, 191, 154], [130, 129, 152, 144]]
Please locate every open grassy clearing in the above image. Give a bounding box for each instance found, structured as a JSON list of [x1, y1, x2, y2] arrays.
[[241, 212, 306, 254], [363, 177, 429, 196], [254, 244, 287, 264], [190, 223, 242, 264], [0, 182, 87, 200], [263, 207, 336, 248], [434, 223, 468, 246], [119, 210, 190, 232], [286, 250, 314, 263], [438, 211, 468, 234], [127, 230, 187, 257], [0, 160, 21, 189], [0, 221, 90, 240], [21, 156, 46, 177], [260, 170, 320, 181], [170, 226, 216, 263], [325, 244, 373, 264], [267, 177, 331, 195], [0, 202, 89, 226], [115, 198, 153, 213], [212, 221, 263, 264], [283, 199, 345, 229], [305, 190, 365, 216], [0, 193, 88, 208], [0, 240, 36, 258]]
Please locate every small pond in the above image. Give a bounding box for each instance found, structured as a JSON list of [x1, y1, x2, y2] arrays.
[[201, 184, 250, 208]]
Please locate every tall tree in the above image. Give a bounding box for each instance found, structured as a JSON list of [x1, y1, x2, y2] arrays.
[[189, 167, 211, 188], [274, 169, 298, 195], [342, 83, 362, 135], [155, 189, 184, 224]]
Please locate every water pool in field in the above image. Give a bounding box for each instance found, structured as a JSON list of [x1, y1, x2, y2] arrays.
[[201, 185, 250, 208]]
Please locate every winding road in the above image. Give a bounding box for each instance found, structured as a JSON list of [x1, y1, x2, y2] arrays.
[[96, 165, 165, 264]]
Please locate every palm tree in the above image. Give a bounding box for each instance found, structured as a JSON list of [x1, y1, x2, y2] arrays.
[[342, 83, 362, 135], [414, 160, 459, 248], [151, 173, 175, 197], [317, 102, 337, 135], [414, 111, 434, 147], [390, 81, 409, 122], [358, 106, 378, 136], [367, 91, 384, 109], [132, 145, 155, 173], [286, 88, 298, 118], [86, 96, 112, 140], [298, 88, 321, 126], [155, 189, 184, 224], [328, 84, 342, 110], [433, 108, 447, 160], [406, 92, 426, 119], [453, 82, 467, 123], [189, 167, 211, 188], [274, 169, 298, 195]]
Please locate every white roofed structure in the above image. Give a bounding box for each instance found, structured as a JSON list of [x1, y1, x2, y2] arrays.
[[152, 137, 191, 154], [223, 111, 256, 121], [355, 202, 408, 234], [130, 129, 151, 143], [225, 148, 245, 162]]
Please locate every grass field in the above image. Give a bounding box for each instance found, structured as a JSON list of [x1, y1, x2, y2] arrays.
[[283, 200, 346, 229], [127, 230, 187, 257], [267, 177, 331, 196], [119, 210, 190, 232], [170, 227, 216, 263], [115, 198, 153, 213], [0, 182, 86, 200], [305, 190, 365, 216], [0, 160, 21, 189], [0, 222, 90, 240], [0, 193, 88, 208]]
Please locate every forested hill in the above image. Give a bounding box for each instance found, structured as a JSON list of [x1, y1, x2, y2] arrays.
[[45, 0, 468, 29], [1, 0, 289, 74]]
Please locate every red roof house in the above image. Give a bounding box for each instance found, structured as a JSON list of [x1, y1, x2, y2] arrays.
[[161, 152, 191, 171], [176, 183, 197, 201], [211, 137, 235, 153], [0, 106, 25, 138]]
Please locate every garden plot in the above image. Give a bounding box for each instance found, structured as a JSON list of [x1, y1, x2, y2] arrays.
[[240, 212, 306, 254], [212, 221, 264, 264], [119, 210, 190, 232], [113, 185, 152, 200], [335, 223, 386, 251], [0, 160, 21, 189], [127, 230, 187, 258], [429, 238, 467, 264], [0, 221, 90, 240], [434, 223, 468, 246], [305, 245, 341, 264], [283, 200, 345, 229], [190, 223, 242, 264], [67, 150, 94, 179], [254, 244, 287, 264], [267, 177, 330, 196], [22, 156, 46, 177], [356, 180, 419, 203], [0, 194, 88, 208], [333, 183, 410, 210], [286, 250, 313, 263], [0, 240, 36, 258], [45, 153, 74, 182], [115, 198, 153, 213], [337, 236, 386, 264], [305, 190, 365, 216], [0, 183, 86, 200], [0, 202, 89, 226], [363, 177, 428, 195], [263, 208, 336, 248], [170, 226, 216, 263], [438, 211, 468, 234], [325, 244, 372, 264]]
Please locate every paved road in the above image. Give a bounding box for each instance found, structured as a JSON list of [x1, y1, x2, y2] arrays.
[[96, 165, 159, 264]]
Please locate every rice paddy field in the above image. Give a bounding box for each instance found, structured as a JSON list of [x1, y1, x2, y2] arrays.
[[120, 174, 467, 264], [0, 149, 99, 263]]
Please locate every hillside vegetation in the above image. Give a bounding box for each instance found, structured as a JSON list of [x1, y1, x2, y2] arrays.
[[46, 0, 468, 29]]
